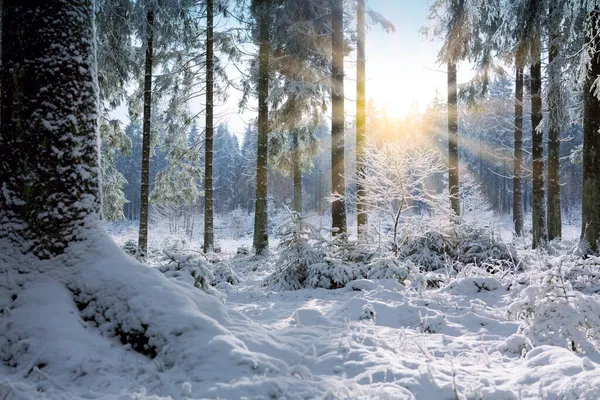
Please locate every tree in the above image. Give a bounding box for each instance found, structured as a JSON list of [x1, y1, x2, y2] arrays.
[[356, 0, 367, 233], [425, 0, 482, 218], [547, 1, 565, 240], [253, 0, 271, 255], [0, 0, 100, 258], [582, 9, 600, 252], [204, 0, 215, 253], [530, 33, 547, 249], [513, 65, 524, 236], [331, 0, 347, 235], [355, 138, 446, 254], [137, 8, 154, 259]]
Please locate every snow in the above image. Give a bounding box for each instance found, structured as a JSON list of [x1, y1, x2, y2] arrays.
[[2, 220, 600, 399]]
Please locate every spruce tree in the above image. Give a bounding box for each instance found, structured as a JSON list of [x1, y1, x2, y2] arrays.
[[0, 0, 101, 259]]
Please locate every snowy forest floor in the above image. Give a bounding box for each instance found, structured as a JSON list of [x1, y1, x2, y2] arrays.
[[1, 214, 600, 399]]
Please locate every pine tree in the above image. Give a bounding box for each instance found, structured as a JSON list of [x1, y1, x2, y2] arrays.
[[530, 34, 548, 249], [582, 8, 600, 252], [204, 0, 215, 253], [547, 1, 564, 241], [331, 0, 347, 236], [137, 8, 155, 259], [356, 0, 367, 233], [0, 0, 100, 259], [253, 0, 271, 255], [513, 64, 524, 236]]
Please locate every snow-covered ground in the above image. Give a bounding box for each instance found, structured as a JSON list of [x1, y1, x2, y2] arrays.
[[1, 214, 600, 399]]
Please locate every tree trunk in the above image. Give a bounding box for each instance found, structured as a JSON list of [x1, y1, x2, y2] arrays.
[[331, 0, 347, 236], [137, 10, 154, 259], [253, 0, 270, 255], [203, 0, 214, 253], [356, 0, 367, 234], [292, 129, 302, 214], [0, 0, 100, 259], [447, 62, 460, 216], [547, 4, 562, 241], [582, 10, 600, 252], [530, 47, 547, 249], [513, 66, 524, 236]]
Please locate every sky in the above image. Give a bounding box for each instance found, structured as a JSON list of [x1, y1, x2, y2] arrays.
[[113, 1, 473, 137], [215, 0, 475, 136]]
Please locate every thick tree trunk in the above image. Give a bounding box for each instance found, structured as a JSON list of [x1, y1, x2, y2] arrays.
[[137, 10, 154, 259], [582, 10, 600, 252], [530, 48, 548, 249], [513, 66, 524, 236], [547, 4, 562, 241], [292, 129, 303, 214], [356, 0, 367, 234], [331, 0, 347, 236], [0, 0, 100, 259], [447, 62, 460, 216], [253, 0, 270, 255], [203, 0, 214, 253]]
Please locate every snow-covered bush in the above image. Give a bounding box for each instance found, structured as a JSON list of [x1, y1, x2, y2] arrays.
[[400, 224, 516, 272], [158, 251, 225, 301], [307, 260, 368, 289], [351, 137, 446, 253], [508, 258, 600, 359], [121, 239, 137, 257], [264, 211, 325, 290], [366, 255, 411, 282], [212, 262, 240, 286]]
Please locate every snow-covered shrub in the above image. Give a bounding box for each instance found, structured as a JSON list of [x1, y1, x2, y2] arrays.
[[366, 255, 411, 282], [264, 211, 325, 290], [401, 230, 453, 271], [211, 262, 240, 285], [305, 233, 372, 289], [158, 251, 224, 301], [359, 303, 376, 323], [400, 224, 516, 272], [121, 239, 137, 257], [508, 258, 600, 358], [306, 261, 368, 289], [351, 137, 446, 253]]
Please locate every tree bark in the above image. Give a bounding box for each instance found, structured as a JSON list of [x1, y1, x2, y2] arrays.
[[356, 0, 367, 234], [0, 0, 100, 259], [203, 0, 214, 253], [331, 0, 347, 236], [136, 10, 154, 259], [582, 10, 600, 252], [447, 62, 460, 216], [253, 0, 270, 255], [513, 66, 524, 236], [547, 3, 562, 241], [530, 47, 548, 249], [292, 129, 302, 214]]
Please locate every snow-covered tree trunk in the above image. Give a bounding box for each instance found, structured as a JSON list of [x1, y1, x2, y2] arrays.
[[447, 61, 460, 217], [292, 129, 303, 214], [203, 0, 215, 253], [356, 0, 367, 234], [0, 0, 101, 259], [253, 0, 270, 255], [530, 45, 547, 249], [331, 0, 347, 236], [137, 10, 154, 259], [582, 10, 600, 252], [513, 65, 524, 236], [547, 2, 562, 241]]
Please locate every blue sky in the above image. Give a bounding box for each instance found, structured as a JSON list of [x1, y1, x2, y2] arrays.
[[220, 0, 461, 135]]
